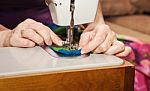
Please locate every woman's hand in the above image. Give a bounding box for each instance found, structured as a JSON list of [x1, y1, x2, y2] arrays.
[[79, 23, 131, 57], [7, 19, 63, 47]]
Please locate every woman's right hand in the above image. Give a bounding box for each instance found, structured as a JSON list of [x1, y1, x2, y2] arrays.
[[7, 18, 63, 47]]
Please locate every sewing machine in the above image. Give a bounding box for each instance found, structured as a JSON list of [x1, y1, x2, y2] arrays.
[[0, 0, 134, 91], [46, 0, 99, 49]]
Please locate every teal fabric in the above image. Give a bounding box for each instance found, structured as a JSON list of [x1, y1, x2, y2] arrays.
[[49, 46, 81, 56]]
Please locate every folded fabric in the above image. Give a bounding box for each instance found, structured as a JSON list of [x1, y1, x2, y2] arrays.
[[49, 46, 81, 57], [48, 23, 82, 56]]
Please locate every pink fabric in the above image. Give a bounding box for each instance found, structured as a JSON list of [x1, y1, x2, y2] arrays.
[[119, 35, 150, 91]]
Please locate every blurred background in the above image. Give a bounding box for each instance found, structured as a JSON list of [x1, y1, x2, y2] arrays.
[[102, 0, 150, 43]]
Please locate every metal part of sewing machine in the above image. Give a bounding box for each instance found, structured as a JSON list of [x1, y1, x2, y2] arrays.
[[45, 0, 99, 50], [63, 0, 77, 50]]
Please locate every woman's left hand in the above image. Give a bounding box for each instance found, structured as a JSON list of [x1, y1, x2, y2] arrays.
[[79, 23, 131, 57]]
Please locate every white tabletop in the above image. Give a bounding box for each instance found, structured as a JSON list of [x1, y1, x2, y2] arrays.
[[0, 46, 124, 76]]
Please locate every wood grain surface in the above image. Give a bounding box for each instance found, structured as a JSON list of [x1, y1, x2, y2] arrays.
[[0, 61, 134, 91]]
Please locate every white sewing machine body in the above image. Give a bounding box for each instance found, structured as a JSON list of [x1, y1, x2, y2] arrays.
[[0, 47, 123, 76], [47, 0, 99, 26]]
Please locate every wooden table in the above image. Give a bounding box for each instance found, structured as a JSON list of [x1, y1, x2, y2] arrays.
[[0, 61, 134, 91]]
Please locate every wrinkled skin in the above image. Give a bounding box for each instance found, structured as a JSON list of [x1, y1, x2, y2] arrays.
[[9, 19, 63, 47], [79, 23, 131, 56]]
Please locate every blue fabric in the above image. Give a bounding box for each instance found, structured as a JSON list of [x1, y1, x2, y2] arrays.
[[48, 23, 60, 31], [50, 46, 81, 56], [55, 49, 81, 55], [49, 46, 81, 56]]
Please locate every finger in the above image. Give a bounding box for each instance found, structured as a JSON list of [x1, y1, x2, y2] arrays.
[[105, 41, 125, 55], [81, 28, 108, 54], [78, 24, 86, 30], [14, 18, 37, 30], [29, 22, 63, 46], [93, 31, 116, 53], [21, 29, 44, 45], [49, 31, 64, 46], [116, 46, 131, 57], [39, 23, 63, 46], [83, 23, 96, 32], [28, 22, 52, 45], [10, 36, 35, 47], [79, 31, 94, 48]]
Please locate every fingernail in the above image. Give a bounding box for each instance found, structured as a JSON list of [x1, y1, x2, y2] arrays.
[[81, 49, 86, 54], [58, 41, 64, 46], [60, 41, 64, 46], [48, 40, 52, 45], [28, 42, 35, 47], [78, 47, 82, 50]]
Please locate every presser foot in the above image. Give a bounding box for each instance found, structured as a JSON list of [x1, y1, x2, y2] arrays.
[[63, 41, 79, 50]]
